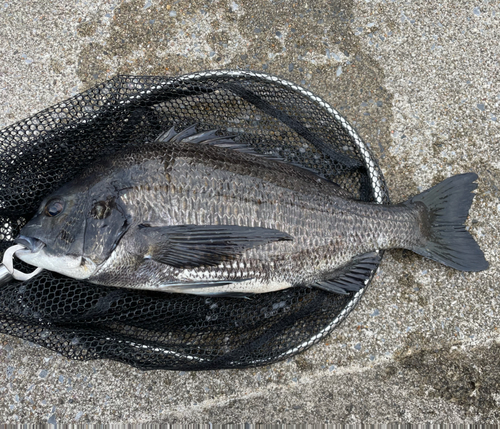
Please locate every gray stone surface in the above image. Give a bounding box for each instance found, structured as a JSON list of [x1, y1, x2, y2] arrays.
[[1, 0, 499, 423]]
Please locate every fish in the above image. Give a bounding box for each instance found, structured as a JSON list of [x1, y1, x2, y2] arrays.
[[14, 125, 489, 297]]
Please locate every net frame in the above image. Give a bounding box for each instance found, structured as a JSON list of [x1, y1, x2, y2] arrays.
[[0, 70, 389, 370]]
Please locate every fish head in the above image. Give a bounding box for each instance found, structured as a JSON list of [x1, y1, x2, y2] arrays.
[[14, 179, 131, 280]]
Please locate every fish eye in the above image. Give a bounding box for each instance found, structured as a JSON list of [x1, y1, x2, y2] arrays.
[[44, 199, 65, 217]]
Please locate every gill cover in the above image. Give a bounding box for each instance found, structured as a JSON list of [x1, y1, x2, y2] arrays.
[[84, 195, 131, 265]]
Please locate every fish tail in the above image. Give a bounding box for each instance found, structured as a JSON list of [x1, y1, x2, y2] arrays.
[[404, 173, 488, 272]]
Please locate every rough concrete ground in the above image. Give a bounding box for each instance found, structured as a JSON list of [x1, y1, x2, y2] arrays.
[[0, 0, 499, 424]]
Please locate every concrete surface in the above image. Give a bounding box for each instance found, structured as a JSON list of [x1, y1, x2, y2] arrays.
[[1, 0, 499, 424]]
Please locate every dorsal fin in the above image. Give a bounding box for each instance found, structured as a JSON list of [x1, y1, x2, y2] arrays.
[[155, 124, 281, 159], [155, 125, 332, 177], [154, 125, 356, 199]]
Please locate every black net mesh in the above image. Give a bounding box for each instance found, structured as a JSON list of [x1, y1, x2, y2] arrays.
[[0, 71, 388, 370]]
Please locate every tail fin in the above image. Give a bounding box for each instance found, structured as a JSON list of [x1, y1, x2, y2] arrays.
[[406, 173, 488, 272]]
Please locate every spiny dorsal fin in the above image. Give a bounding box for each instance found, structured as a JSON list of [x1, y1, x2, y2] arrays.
[[156, 124, 283, 161], [155, 125, 332, 179]]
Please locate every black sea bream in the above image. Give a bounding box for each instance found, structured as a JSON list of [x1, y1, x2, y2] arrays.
[[15, 126, 489, 296]]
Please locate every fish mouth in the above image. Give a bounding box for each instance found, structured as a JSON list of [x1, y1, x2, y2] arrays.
[[14, 235, 46, 253]]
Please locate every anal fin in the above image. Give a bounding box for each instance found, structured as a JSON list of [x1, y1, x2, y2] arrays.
[[311, 252, 381, 295]]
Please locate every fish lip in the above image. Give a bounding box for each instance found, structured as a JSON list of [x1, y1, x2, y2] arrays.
[[14, 235, 46, 253]]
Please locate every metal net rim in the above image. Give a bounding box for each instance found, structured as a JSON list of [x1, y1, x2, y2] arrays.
[[151, 69, 388, 365], [0, 70, 389, 368]]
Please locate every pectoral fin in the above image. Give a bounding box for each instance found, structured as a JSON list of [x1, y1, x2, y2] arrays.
[[137, 224, 292, 269]]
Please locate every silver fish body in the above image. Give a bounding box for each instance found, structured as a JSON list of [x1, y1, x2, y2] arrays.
[[15, 126, 488, 296]]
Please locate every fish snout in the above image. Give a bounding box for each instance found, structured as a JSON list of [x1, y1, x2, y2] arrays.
[[14, 235, 45, 253]]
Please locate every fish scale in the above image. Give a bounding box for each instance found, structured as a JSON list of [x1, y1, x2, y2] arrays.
[[84, 142, 420, 292], [15, 126, 488, 297]]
